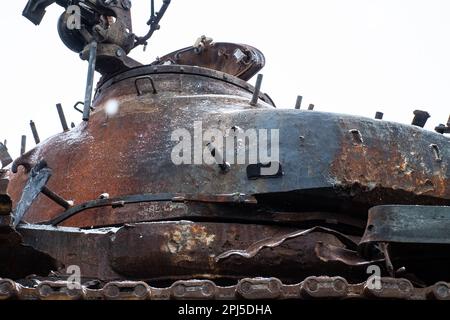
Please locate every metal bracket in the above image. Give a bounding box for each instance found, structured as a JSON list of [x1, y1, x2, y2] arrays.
[[133, 0, 172, 48]]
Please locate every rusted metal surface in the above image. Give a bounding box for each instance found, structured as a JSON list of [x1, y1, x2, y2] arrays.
[[16, 222, 367, 284], [0, 188, 62, 281], [215, 226, 358, 261], [43, 193, 257, 226], [7, 65, 449, 229], [1, 276, 450, 300], [17, 224, 120, 281], [4, 1, 449, 301], [98, 64, 275, 105], [4, 62, 449, 298], [42, 201, 367, 230], [330, 119, 449, 202], [152, 41, 265, 81], [315, 242, 385, 267]]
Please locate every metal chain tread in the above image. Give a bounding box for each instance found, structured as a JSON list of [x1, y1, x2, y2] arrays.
[[0, 276, 449, 300]]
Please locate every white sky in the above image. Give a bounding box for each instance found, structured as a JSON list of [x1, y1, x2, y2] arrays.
[[1, 0, 449, 159]]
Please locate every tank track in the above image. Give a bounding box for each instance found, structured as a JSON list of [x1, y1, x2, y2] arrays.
[[1, 276, 449, 300]]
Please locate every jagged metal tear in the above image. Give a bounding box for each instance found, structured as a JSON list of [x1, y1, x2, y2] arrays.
[[0, 143, 12, 169], [13, 162, 52, 227]]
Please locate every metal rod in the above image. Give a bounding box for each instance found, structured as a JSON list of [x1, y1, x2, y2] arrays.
[[375, 112, 384, 120], [56, 103, 69, 132], [83, 41, 98, 121], [20, 135, 26, 156], [250, 74, 263, 106], [295, 96, 303, 109], [30, 120, 40, 144], [151, 0, 155, 19], [308, 104, 315, 110], [135, 0, 172, 47], [41, 186, 72, 210]]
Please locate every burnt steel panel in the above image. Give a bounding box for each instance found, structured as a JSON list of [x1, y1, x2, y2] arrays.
[[152, 42, 265, 81], [361, 205, 450, 245], [16, 221, 367, 283], [7, 66, 449, 227]]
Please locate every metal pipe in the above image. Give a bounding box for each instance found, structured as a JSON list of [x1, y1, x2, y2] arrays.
[[20, 135, 26, 156], [56, 103, 69, 132], [250, 74, 263, 106], [134, 0, 172, 47], [295, 96, 303, 109], [30, 120, 40, 144], [151, 0, 155, 19], [83, 41, 98, 121], [41, 186, 73, 210]]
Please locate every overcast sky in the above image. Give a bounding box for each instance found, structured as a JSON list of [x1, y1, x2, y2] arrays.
[[1, 0, 449, 159]]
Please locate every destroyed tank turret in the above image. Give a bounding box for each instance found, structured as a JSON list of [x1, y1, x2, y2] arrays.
[[0, 0, 449, 300]]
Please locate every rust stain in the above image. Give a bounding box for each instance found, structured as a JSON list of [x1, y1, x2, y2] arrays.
[[6, 70, 268, 227], [153, 42, 265, 81], [330, 121, 449, 199], [163, 224, 216, 257]]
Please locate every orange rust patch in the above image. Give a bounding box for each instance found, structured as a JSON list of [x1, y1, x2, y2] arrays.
[[330, 123, 449, 199], [163, 224, 216, 257]]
